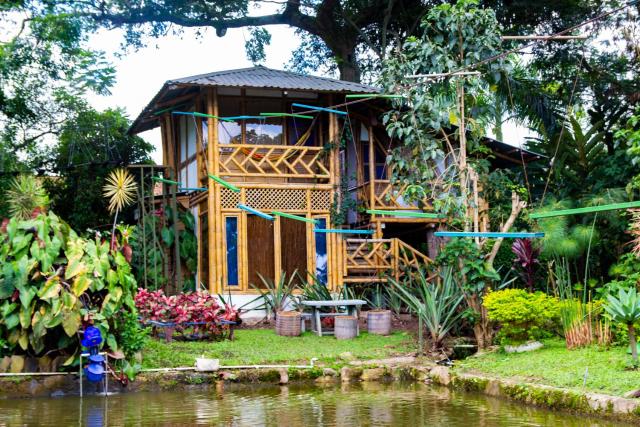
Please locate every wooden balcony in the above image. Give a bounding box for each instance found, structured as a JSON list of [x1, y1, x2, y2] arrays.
[[350, 179, 434, 220], [218, 144, 330, 181], [342, 238, 432, 283]]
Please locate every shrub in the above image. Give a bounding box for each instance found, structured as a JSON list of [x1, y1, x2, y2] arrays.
[[135, 288, 236, 339], [484, 289, 560, 345], [0, 211, 138, 360]]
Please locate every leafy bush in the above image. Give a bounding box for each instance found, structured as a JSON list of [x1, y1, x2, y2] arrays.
[[114, 311, 149, 359], [484, 289, 560, 345], [0, 211, 137, 359], [135, 288, 237, 339], [604, 288, 640, 364]]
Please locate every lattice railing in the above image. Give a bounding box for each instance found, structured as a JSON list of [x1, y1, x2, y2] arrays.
[[218, 144, 330, 179], [370, 180, 430, 210], [343, 238, 432, 283], [396, 239, 432, 277]]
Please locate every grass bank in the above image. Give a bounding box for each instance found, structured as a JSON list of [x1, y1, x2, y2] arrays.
[[456, 338, 640, 397], [141, 329, 414, 368]]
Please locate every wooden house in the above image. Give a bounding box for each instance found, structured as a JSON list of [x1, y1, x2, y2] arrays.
[[129, 66, 540, 295]]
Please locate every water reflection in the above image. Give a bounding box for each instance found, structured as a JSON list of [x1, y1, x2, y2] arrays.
[[0, 382, 625, 426]]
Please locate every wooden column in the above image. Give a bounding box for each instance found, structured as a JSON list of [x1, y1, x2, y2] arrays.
[[206, 89, 220, 294]]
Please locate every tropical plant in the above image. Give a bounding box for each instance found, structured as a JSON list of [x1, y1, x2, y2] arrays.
[[388, 267, 464, 352], [135, 288, 236, 339], [250, 271, 299, 319], [0, 210, 138, 361], [512, 238, 541, 291], [604, 288, 640, 365], [365, 284, 387, 311], [103, 168, 137, 250], [483, 289, 559, 345], [6, 175, 49, 220], [103, 168, 137, 215]]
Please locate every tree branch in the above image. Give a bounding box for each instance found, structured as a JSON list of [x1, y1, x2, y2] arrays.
[[486, 191, 527, 266]]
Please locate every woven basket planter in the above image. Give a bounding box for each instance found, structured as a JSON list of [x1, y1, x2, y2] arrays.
[[367, 310, 391, 335], [275, 311, 302, 337], [335, 316, 358, 340]]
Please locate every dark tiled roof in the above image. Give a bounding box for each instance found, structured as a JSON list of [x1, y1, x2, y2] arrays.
[[168, 65, 379, 93], [129, 66, 379, 134]]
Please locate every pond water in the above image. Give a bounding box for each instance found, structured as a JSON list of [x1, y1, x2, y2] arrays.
[[0, 382, 626, 426]]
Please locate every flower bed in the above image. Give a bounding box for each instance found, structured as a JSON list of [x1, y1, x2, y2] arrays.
[[135, 289, 239, 341]]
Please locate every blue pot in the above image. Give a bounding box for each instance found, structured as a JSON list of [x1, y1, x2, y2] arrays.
[[84, 362, 105, 382]]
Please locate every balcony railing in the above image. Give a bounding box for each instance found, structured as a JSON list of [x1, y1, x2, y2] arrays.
[[218, 144, 330, 180]]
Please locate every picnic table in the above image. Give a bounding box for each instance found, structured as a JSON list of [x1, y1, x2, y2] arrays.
[[301, 299, 366, 337]]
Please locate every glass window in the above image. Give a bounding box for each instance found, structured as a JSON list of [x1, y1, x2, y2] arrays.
[[219, 121, 242, 145], [315, 218, 328, 285], [245, 121, 283, 145], [225, 217, 239, 286]]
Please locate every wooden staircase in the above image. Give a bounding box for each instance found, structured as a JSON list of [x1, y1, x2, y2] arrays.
[[342, 238, 432, 284]]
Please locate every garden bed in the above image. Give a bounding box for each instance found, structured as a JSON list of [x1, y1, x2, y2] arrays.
[[141, 329, 415, 368], [455, 339, 640, 397]]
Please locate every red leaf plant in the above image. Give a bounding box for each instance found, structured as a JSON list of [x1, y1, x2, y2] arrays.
[[135, 289, 237, 340], [512, 238, 541, 292]]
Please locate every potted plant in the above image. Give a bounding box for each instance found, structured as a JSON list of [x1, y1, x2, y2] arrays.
[[252, 272, 301, 336], [366, 284, 392, 335]]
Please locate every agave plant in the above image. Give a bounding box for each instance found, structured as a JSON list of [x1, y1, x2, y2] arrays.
[[604, 288, 640, 364], [388, 266, 464, 353], [6, 175, 49, 220], [250, 271, 299, 320]]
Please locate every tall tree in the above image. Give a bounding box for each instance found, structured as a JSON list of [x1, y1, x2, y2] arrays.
[[44, 105, 153, 232], [0, 8, 115, 150], [5, 0, 609, 83]]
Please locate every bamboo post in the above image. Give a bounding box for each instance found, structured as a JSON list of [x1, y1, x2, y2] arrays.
[[140, 167, 148, 288], [170, 168, 182, 292], [207, 88, 218, 294], [150, 165, 159, 287]]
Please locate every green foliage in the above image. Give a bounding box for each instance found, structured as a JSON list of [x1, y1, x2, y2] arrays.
[[0, 210, 137, 358], [436, 238, 499, 295], [114, 310, 149, 359], [604, 288, 640, 326], [251, 271, 299, 317], [245, 27, 271, 64], [484, 289, 560, 345], [130, 204, 198, 292], [389, 267, 465, 350], [604, 287, 640, 363], [381, 0, 507, 208], [0, 8, 115, 150], [6, 175, 49, 220], [45, 106, 152, 232]]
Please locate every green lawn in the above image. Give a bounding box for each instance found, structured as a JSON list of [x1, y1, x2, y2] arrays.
[[141, 329, 415, 368], [456, 338, 640, 397]]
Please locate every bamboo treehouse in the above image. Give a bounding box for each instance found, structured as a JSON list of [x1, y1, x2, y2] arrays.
[[128, 66, 541, 297]]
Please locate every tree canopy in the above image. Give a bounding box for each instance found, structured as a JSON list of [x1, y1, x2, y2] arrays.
[[2, 0, 612, 83]]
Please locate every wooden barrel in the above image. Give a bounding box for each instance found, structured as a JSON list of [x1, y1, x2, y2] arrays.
[[367, 310, 391, 335], [275, 311, 302, 337], [335, 316, 358, 340]]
